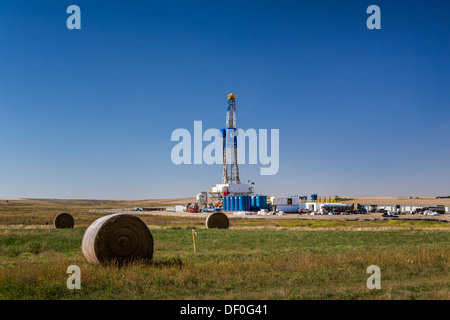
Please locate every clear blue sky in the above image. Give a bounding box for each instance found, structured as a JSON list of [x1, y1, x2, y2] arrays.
[[0, 0, 449, 199]]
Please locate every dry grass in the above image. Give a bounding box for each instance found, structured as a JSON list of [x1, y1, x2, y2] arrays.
[[340, 196, 450, 206], [0, 198, 448, 300], [0, 228, 449, 300]]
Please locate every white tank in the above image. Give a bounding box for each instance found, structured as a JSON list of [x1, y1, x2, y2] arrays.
[[196, 192, 207, 204]]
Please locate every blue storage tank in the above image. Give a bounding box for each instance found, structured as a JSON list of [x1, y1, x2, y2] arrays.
[[234, 196, 239, 211], [245, 195, 249, 210], [229, 196, 234, 211], [255, 195, 261, 210], [222, 196, 230, 211], [260, 195, 267, 209], [238, 196, 244, 211], [250, 196, 256, 209]]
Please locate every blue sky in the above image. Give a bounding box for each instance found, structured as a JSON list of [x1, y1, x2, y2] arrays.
[[0, 0, 449, 199]]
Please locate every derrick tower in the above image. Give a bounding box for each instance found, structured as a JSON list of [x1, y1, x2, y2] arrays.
[[222, 93, 240, 185]]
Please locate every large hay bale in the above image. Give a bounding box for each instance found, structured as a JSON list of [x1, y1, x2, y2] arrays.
[[82, 213, 153, 266], [54, 213, 74, 229], [205, 212, 229, 229]]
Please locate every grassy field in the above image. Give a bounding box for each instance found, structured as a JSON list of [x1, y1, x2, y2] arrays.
[[0, 199, 448, 300]]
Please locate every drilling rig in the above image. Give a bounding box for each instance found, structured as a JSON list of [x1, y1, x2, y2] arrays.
[[196, 93, 254, 209], [222, 93, 240, 185]]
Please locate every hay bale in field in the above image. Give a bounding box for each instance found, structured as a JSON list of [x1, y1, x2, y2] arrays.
[[54, 212, 74, 228], [82, 213, 153, 266], [205, 212, 229, 229]]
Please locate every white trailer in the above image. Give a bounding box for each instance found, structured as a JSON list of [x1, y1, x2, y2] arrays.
[[211, 183, 253, 194], [270, 196, 300, 213]]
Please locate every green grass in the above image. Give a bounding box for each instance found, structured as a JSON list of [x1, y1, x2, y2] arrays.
[[0, 229, 84, 257], [0, 228, 448, 300], [0, 199, 448, 299], [233, 217, 449, 230]]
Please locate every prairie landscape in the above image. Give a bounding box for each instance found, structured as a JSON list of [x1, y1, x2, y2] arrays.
[[0, 198, 448, 300]]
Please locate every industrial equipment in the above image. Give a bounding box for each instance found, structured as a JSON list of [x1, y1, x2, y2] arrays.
[[270, 196, 299, 213], [196, 93, 254, 211]]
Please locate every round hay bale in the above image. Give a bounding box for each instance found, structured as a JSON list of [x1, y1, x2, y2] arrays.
[[54, 213, 74, 229], [82, 213, 153, 266], [205, 212, 229, 229]]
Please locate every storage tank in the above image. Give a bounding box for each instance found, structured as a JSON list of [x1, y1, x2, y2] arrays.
[[234, 196, 239, 211], [224, 196, 229, 211], [255, 195, 261, 210], [238, 196, 244, 211], [229, 196, 234, 211], [251, 195, 256, 209], [196, 192, 207, 205], [260, 195, 267, 209]]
